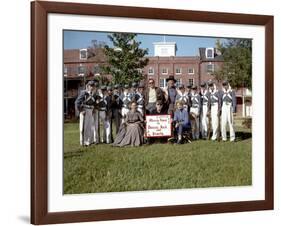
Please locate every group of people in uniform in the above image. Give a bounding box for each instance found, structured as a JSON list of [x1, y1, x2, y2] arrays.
[[75, 75, 236, 147]]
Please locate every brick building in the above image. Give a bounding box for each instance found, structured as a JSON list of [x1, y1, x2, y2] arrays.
[[63, 41, 252, 118]]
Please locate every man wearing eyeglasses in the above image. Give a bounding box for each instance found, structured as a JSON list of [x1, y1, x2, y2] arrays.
[[144, 78, 165, 114]]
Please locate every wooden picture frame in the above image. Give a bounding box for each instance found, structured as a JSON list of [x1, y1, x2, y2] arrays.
[[31, 1, 274, 224]]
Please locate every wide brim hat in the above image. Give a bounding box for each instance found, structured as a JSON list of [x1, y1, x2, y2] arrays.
[[124, 84, 130, 89], [107, 86, 113, 91], [166, 75, 177, 82]]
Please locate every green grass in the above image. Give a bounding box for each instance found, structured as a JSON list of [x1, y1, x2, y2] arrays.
[[64, 123, 252, 194]]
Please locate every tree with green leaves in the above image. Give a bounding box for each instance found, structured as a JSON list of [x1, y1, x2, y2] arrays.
[[214, 39, 252, 89], [101, 33, 149, 85]]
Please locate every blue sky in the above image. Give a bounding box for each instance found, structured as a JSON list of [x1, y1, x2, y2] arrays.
[[64, 30, 228, 56]]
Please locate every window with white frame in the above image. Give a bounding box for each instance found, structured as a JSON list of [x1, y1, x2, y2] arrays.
[[148, 67, 154, 75], [205, 48, 214, 59], [161, 68, 168, 75], [188, 67, 195, 74], [175, 67, 182, 74], [206, 63, 215, 73], [188, 78, 194, 86], [78, 66, 86, 76], [159, 78, 167, 88], [79, 49, 88, 60], [176, 79, 182, 87]]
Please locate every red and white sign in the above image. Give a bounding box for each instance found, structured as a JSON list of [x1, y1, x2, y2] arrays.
[[145, 114, 172, 138]]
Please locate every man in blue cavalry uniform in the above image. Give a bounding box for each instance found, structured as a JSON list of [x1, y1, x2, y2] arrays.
[[221, 80, 236, 142], [111, 84, 122, 136], [176, 84, 189, 110], [164, 75, 178, 115], [200, 81, 210, 139], [75, 80, 98, 146], [120, 84, 132, 123], [208, 81, 222, 141], [189, 85, 201, 140], [97, 85, 111, 144]]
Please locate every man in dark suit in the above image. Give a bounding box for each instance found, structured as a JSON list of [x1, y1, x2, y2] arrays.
[[163, 75, 178, 115]]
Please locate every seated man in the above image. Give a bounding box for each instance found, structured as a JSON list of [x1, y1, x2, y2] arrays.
[[173, 100, 191, 144]]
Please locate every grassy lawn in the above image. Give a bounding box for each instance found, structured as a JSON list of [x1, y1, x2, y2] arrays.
[[64, 122, 252, 194]]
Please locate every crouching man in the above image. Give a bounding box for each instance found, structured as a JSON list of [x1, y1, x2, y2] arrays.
[[173, 100, 190, 144]]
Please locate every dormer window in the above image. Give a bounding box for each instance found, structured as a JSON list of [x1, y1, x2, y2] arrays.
[[79, 49, 87, 60], [205, 48, 214, 59]]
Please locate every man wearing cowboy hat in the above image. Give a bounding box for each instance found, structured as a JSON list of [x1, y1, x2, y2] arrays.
[[221, 80, 236, 141], [144, 78, 165, 114], [75, 80, 99, 146], [164, 75, 178, 115]]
